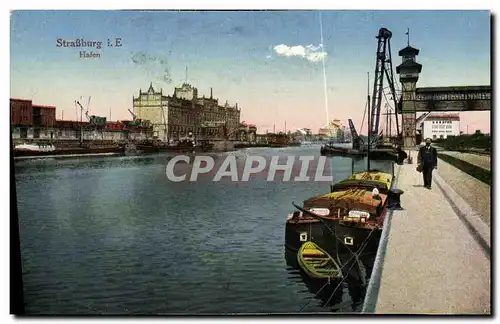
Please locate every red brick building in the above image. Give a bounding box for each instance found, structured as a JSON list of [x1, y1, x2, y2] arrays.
[[11, 99, 58, 139], [33, 104, 56, 127], [10, 98, 33, 126], [11, 97, 153, 142]]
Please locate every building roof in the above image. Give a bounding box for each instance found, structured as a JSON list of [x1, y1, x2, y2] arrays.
[[148, 82, 155, 93], [415, 112, 431, 128], [398, 45, 420, 56], [424, 113, 460, 121], [416, 85, 491, 93], [56, 119, 90, 124], [396, 60, 423, 74], [241, 121, 256, 127], [10, 98, 32, 103], [33, 104, 56, 109]]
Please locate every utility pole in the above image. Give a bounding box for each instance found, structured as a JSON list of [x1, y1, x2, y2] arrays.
[[79, 100, 83, 147], [385, 104, 389, 138], [389, 107, 392, 138], [367, 72, 371, 172]]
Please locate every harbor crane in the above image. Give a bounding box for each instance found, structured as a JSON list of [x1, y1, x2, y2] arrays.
[[128, 108, 137, 121], [369, 27, 401, 145], [75, 96, 92, 145], [348, 118, 362, 150], [348, 27, 402, 148]]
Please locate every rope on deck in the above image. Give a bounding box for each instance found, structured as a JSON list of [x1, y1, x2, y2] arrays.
[[298, 228, 376, 312], [322, 228, 376, 308]]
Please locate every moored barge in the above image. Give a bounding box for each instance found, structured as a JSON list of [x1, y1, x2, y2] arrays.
[[285, 168, 402, 257]]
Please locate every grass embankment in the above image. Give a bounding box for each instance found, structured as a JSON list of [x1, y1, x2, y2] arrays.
[[437, 153, 491, 186]]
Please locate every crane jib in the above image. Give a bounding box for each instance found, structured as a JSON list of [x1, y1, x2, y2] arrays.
[[369, 28, 400, 139]]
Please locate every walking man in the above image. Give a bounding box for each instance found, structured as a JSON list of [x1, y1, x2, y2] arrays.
[[417, 138, 438, 189]]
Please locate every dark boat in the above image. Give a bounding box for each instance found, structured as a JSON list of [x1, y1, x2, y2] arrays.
[[320, 144, 399, 162], [285, 169, 401, 257], [320, 145, 365, 157]]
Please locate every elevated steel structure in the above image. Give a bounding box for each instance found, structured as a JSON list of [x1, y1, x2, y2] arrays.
[[411, 86, 491, 111], [369, 28, 400, 141]]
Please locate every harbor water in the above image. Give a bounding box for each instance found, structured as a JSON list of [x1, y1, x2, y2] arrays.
[[14, 145, 393, 314]]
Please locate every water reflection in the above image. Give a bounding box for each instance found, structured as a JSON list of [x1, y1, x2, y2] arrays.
[[284, 244, 376, 312], [15, 145, 391, 314]]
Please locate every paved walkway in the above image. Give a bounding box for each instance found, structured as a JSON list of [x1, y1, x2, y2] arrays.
[[439, 151, 491, 171], [374, 163, 490, 314]]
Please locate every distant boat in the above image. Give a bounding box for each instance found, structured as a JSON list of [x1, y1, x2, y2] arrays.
[[14, 143, 56, 152], [297, 241, 342, 281]]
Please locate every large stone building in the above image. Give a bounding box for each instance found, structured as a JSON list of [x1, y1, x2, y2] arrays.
[[133, 83, 241, 142], [132, 83, 169, 140], [318, 119, 346, 141]]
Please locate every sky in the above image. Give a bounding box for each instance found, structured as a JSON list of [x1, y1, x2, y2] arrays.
[[10, 10, 491, 134]]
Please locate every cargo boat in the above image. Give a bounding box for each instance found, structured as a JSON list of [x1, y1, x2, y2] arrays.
[[13, 145, 124, 158], [320, 144, 399, 161], [285, 168, 402, 257]]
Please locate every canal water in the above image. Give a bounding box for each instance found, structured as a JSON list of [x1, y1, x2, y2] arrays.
[[14, 145, 393, 315]]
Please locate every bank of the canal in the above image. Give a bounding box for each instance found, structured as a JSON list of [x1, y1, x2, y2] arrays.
[[14, 145, 392, 314]]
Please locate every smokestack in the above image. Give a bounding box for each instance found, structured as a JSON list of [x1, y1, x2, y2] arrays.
[[210, 87, 213, 99]]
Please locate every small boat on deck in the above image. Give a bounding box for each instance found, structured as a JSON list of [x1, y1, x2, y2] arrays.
[[297, 241, 342, 281], [285, 169, 403, 256]]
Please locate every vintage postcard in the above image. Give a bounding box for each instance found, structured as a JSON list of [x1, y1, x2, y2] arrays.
[[9, 9, 491, 316]]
